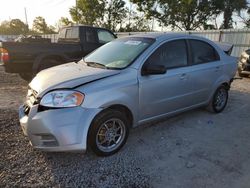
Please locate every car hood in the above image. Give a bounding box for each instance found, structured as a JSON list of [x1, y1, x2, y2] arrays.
[[30, 62, 120, 96]]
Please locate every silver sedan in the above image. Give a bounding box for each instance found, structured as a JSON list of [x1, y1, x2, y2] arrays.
[[19, 33, 237, 156]]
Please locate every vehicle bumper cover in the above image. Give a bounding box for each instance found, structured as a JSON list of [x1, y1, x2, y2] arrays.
[[19, 105, 101, 152]]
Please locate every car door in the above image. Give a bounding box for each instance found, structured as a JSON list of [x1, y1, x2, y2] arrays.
[[138, 39, 194, 121], [187, 39, 222, 104]]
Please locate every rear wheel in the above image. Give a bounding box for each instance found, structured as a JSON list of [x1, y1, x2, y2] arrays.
[[207, 85, 228, 113], [88, 109, 129, 156]]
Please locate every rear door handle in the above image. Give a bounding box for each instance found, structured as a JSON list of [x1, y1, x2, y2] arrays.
[[215, 66, 220, 72]]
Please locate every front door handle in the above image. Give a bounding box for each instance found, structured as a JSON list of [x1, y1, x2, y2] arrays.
[[180, 73, 187, 80]]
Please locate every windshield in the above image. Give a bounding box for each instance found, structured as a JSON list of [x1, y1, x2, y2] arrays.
[[84, 37, 155, 69]]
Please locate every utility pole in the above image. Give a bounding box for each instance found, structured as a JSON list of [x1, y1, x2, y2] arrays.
[[128, 2, 132, 27], [24, 7, 28, 27], [76, 0, 78, 24], [151, 4, 158, 32]]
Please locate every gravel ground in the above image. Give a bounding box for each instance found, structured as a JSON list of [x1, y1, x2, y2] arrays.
[[1, 67, 250, 188]]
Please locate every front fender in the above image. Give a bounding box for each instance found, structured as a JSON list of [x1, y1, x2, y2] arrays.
[[81, 85, 139, 127]]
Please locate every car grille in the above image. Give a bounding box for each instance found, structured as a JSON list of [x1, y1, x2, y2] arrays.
[[24, 88, 39, 115]]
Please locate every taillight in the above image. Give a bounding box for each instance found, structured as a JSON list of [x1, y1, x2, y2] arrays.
[[0, 48, 9, 63]]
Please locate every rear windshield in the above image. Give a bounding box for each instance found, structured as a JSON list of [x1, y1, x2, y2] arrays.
[[84, 37, 155, 69]]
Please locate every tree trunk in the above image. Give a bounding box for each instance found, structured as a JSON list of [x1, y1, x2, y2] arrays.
[[223, 8, 233, 29]]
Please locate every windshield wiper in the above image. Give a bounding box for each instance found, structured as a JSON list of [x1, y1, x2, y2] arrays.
[[85, 61, 107, 69]]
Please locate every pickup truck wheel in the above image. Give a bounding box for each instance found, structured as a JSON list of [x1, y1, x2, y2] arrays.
[[19, 73, 33, 81], [207, 85, 228, 113], [38, 59, 61, 73], [88, 109, 129, 156]]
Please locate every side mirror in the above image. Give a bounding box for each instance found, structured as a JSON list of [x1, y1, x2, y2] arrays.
[[141, 64, 167, 76]]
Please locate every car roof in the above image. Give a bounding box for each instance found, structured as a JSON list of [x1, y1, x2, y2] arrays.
[[62, 25, 112, 31], [124, 32, 205, 41]]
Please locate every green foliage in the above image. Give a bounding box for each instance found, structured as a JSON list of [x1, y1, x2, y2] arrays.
[[59, 17, 73, 26], [0, 19, 29, 35], [70, 0, 105, 25], [32, 16, 56, 34], [119, 10, 151, 32], [131, 0, 249, 30], [212, 0, 248, 29], [1, 0, 249, 35], [70, 0, 128, 31], [103, 0, 128, 31], [131, 0, 219, 30]]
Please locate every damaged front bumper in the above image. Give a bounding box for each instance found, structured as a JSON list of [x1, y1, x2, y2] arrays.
[[19, 104, 101, 152]]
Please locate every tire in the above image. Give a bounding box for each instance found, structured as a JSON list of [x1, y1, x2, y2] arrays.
[[207, 85, 228, 113], [88, 109, 129, 156], [37, 59, 61, 73], [19, 73, 33, 81]]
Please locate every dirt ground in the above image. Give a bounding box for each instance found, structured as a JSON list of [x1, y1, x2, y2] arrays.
[[0, 66, 250, 188]]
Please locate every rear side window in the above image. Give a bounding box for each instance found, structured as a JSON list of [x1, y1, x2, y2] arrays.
[[146, 40, 188, 69], [58, 29, 66, 38], [65, 27, 79, 39], [97, 30, 115, 43], [189, 39, 219, 65]]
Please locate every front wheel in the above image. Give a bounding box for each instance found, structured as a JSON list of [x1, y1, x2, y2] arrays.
[[207, 85, 228, 113], [88, 110, 129, 156], [37, 59, 61, 73], [19, 73, 33, 81]]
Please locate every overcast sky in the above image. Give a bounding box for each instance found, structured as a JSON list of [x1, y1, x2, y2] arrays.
[[0, 0, 75, 27], [0, 0, 249, 31]]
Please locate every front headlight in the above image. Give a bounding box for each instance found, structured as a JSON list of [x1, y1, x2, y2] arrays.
[[40, 90, 84, 108]]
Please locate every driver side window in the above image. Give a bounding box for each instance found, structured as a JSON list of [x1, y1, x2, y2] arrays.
[[145, 40, 188, 69]]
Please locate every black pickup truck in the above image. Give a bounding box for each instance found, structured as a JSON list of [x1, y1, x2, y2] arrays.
[[0, 25, 116, 80]]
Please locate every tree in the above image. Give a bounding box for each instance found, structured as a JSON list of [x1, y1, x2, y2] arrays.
[[131, 0, 219, 31], [103, 0, 128, 31], [69, 0, 105, 26], [9, 19, 29, 34], [245, 7, 250, 28], [59, 17, 73, 26], [32, 16, 56, 34], [0, 19, 29, 35], [119, 10, 151, 32], [0, 21, 10, 34], [237, 6, 250, 28], [212, 0, 248, 29]]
